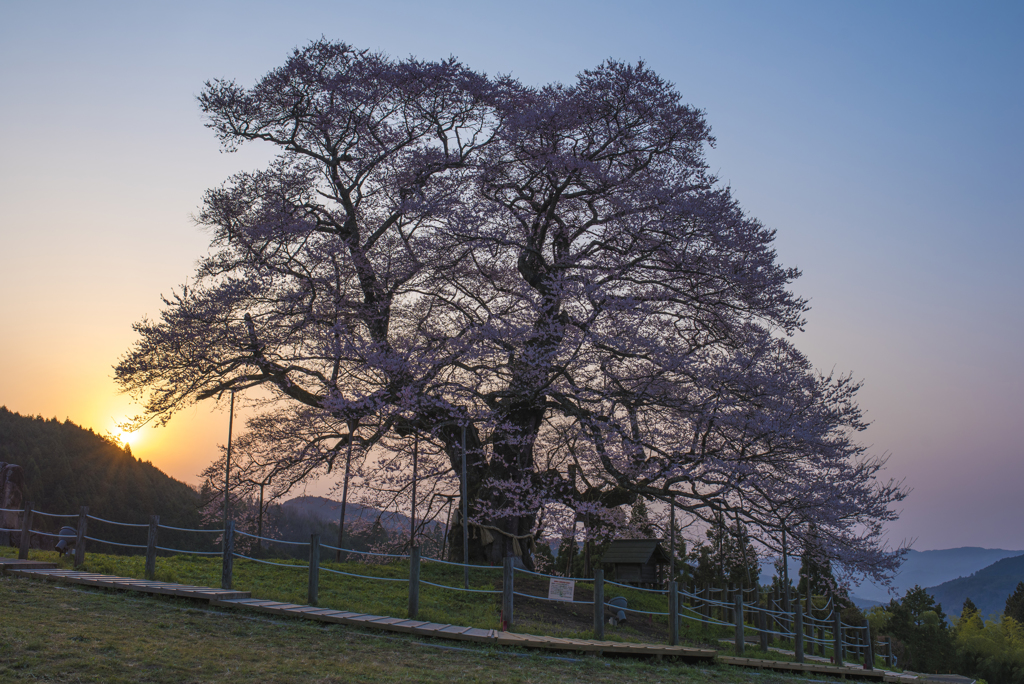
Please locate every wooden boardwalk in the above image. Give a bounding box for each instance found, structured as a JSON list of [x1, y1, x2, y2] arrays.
[[2, 557, 912, 678]]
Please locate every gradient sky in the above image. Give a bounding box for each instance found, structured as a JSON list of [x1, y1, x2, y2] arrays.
[[1, 1, 1021, 551]]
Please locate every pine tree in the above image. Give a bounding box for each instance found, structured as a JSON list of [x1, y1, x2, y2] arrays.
[[1005, 581, 1024, 623], [797, 523, 836, 597], [629, 498, 655, 537], [690, 513, 759, 587], [961, 597, 979, 619]]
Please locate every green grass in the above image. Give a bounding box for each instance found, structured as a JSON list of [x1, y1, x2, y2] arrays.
[[0, 573, 864, 683], [0, 546, 895, 670]]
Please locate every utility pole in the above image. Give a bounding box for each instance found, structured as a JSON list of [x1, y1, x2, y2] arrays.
[[336, 433, 355, 562], [223, 390, 235, 530]]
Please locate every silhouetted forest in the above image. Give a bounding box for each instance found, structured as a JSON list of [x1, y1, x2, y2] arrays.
[[0, 407, 207, 551]]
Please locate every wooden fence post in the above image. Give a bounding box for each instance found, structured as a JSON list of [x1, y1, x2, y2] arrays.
[[221, 520, 234, 590], [502, 556, 514, 631], [18, 501, 33, 560], [863, 619, 875, 670], [734, 586, 745, 656], [308, 533, 321, 606], [145, 515, 159, 580], [833, 610, 844, 666], [794, 597, 804, 663], [74, 506, 88, 568], [593, 568, 605, 640], [759, 604, 769, 651], [407, 545, 420, 619], [669, 580, 678, 645]]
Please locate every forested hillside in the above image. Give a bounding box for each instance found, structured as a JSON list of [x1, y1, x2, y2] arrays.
[[0, 407, 205, 549], [928, 553, 1024, 619]]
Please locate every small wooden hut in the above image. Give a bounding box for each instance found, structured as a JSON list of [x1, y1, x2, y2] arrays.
[[602, 539, 671, 587]]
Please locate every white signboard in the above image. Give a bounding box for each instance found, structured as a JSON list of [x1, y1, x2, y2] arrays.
[[548, 578, 575, 602]]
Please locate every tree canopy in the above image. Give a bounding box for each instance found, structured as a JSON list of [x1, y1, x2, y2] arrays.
[[116, 39, 906, 577]]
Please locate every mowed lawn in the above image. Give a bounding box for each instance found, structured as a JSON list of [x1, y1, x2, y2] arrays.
[[2, 574, 818, 684]]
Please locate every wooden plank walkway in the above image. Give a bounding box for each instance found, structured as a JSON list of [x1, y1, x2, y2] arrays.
[[3, 560, 918, 677], [719, 656, 900, 681]]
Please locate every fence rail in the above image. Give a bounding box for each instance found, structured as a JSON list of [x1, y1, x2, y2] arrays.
[[3, 501, 883, 662]]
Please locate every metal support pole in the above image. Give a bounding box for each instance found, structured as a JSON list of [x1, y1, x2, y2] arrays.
[[74, 506, 88, 568], [759, 605, 769, 651], [410, 431, 418, 549], [336, 436, 354, 562], [795, 597, 804, 663], [221, 520, 234, 590], [308, 533, 320, 606], [461, 425, 469, 589], [145, 515, 159, 580], [806, 585, 813, 649], [669, 503, 676, 580], [224, 390, 234, 529], [863, 619, 875, 670], [17, 501, 33, 560], [833, 610, 844, 666], [734, 588, 745, 655], [594, 568, 605, 640], [502, 555, 514, 631], [408, 545, 420, 619], [669, 580, 679, 645]]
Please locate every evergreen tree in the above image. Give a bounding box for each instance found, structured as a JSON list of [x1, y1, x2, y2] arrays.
[[690, 513, 759, 587], [961, 597, 979, 619], [629, 498, 655, 537], [797, 523, 836, 597], [1005, 581, 1024, 623], [882, 586, 954, 672]]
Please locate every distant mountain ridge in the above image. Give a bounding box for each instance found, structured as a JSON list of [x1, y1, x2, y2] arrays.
[[925, 553, 1024, 619], [282, 495, 442, 534], [852, 548, 1024, 603], [758, 547, 1024, 605]]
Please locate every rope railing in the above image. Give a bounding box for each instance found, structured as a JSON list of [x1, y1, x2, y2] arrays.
[[319, 566, 410, 582], [419, 579, 501, 594], [157, 524, 220, 533], [24, 529, 62, 539], [86, 514, 149, 529], [234, 530, 308, 546], [234, 553, 308, 569], [155, 546, 221, 556], [612, 602, 671, 617], [510, 566, 593, 581], [603, 578, 668, 594], [512, 590, 592, 605], [420, 555, 502, 569], [4, 501, 881, 652], [85, 536, 148, 550], [319, 542, 408, 559]]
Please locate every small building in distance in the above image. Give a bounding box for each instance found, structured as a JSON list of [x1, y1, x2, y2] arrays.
[[602, 539, 671, 587]]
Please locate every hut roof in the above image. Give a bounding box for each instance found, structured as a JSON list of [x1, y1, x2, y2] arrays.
[[601, 539, 671, 565]]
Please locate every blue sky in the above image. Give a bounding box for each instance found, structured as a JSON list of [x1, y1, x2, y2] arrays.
[[1, 1, 1021, 550]]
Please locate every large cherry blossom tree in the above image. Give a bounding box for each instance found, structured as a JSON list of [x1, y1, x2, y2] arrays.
[[116, 40, 906, 580]]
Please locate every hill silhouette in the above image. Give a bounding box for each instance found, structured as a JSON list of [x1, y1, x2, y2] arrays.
[[927, 553, 1024, 620], [0, 407, 207, 551]]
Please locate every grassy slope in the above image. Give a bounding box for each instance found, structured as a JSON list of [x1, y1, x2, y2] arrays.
[[3, 547, 724, 644], [1, 573, 851, 684], [2, 547, 891, 670]]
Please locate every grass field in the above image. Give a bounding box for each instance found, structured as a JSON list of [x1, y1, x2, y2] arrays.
[[1, 573, 858, 684], [2, 545, 892, 671], [2, 546, 736, 645]]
